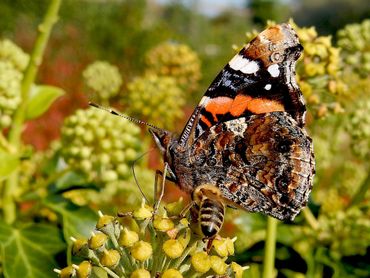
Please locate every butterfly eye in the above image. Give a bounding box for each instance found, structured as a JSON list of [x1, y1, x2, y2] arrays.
[[270, 51, 284, 63]]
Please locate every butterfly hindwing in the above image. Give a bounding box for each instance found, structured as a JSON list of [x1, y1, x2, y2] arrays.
[[189, 112, 315, 220]]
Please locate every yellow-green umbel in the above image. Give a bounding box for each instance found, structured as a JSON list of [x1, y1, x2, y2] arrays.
[[57, 200, 247, 277], [0, 39, 29, 129], [145, 42, 201, 97], [338, 19, 370, 77]]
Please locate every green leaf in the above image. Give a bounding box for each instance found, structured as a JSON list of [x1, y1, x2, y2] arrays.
[[44, 195, 97, 240], [25, 85, 64, 120], [0, 221, 66, 278], [0, 151, 19, 178]]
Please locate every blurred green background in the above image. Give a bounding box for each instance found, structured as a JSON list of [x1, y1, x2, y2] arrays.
[[0, 0, 369, 277]]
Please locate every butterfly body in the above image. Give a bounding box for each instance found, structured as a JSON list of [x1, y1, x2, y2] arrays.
[[150, 23, 315, 236]]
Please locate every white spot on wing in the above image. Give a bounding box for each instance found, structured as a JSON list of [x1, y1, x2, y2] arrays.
[[229, 54, 259, 74], [267, 64, 280, 77], [264, 84, 272, 90]]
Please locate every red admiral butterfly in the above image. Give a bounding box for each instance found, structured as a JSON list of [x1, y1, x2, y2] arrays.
[[149, 23, 315, 238], [90, 23, 315, 240]]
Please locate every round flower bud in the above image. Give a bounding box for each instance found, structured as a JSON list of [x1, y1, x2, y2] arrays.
[[88, 232, 108, 250], [72, 239, 88, 256], [133, 203, 153, 220], [153, 216, 175, 232], [59, 266, 75, 278], [130, 241, 152, 261], [130, 269, 151, 278], [162, 269, 183, 278], [212, 238, 229, 257], [163, 239, 184, 259], [76, 261, 92, 278], [210, 255, 227, 275], [96, 215, 115, 230], [231, 262, 245, 278], [118, 228, 139, 247], [100, 249, 120, 268], [0, 39, 29, 71], [191, 251, 211, 273]]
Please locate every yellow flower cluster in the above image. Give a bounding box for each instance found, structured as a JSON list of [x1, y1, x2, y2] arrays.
[[125, 75, 185, 129], [145, 42, 201, 98], [56, 199, 247, 277]]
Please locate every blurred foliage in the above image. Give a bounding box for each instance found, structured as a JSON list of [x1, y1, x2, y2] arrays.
[[0, 1, 369, 278]]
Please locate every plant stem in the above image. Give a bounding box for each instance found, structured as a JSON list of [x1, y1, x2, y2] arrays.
[[2, 0, 62, 225], [302, 207, 319, 231], [262, 217, 278, 278]]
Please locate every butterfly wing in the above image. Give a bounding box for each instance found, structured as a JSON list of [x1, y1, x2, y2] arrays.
[[189, 112, 315, 220], [178, 23, 306, 147]]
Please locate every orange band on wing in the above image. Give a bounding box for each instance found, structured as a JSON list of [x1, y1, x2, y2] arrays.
[[246, 98, 285, 114], [204, 95, 285, 123], [204, 96, 234, 121]]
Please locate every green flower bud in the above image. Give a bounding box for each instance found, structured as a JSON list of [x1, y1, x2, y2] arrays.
[[130, 240, 152, 261]]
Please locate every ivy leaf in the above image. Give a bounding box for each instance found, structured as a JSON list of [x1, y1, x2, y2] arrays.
[[0, 221, 66, 278], [44, 195, 97, 240], [25, 85, 64, 120], [0, 151, 19, 178]]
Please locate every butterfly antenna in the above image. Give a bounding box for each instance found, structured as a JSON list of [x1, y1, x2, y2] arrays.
[[131, 149, 154, 204], [89, 102, 162, 131]]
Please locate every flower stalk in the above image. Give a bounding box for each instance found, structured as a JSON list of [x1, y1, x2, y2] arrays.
[[2, 0, 61, 225], [262, 216, 278, 278]]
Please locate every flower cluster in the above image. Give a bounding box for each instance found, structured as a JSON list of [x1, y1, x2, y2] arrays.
[[145, 42, 201, 98], [60, 107, 150, 204], [83, 61, 123, 104], [346, 100, 370, 160], [55, 199, 247, 277], [0, 39, 29, 129], [302, 206, 370, 259], [125, 75, 185, 129], [337, 19, 370, 77]]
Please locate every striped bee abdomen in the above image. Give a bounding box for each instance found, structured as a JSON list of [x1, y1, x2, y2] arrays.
[[199, 196, 225, 238]]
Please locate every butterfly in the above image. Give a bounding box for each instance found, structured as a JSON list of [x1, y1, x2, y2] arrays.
[[148, 23, 315, 238]]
